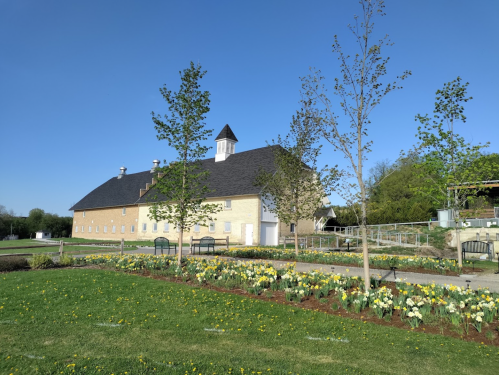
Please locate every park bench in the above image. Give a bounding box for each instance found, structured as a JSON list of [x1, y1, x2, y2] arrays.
[[154, 237, 177, 255], [192, 236, 215, 255], [461, 241, 492, 261]]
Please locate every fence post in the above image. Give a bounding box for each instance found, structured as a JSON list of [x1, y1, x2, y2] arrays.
[[120, 238, 124, 255], [336, 236, 339, 248], [319, 237, 322, 249], [226, 236, 229, 251], [189, 236, 193, 254], [476, 233, 480, 241], [59, 240, 63, 256], [428, 221, 431, 231]]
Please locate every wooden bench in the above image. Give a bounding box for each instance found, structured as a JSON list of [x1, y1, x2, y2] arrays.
[[192, 236, 215, 255], [462, 241, 491, 261], [154, 237, 177, 255]]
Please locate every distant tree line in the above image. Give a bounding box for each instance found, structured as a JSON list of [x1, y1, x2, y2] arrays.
[[0, 206, 73, 239], [326, 152, 499, 228]]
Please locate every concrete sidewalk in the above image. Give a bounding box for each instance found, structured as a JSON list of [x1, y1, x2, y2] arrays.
[[78, 245, 499, 293]]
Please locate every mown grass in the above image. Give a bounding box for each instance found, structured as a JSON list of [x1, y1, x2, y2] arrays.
[[0, 269, 498, 374], [0, 245, 138, 256], [0, 239, 41, 248]]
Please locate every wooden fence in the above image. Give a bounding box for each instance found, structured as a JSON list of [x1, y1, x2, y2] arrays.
[[0, 240, 125, 257]]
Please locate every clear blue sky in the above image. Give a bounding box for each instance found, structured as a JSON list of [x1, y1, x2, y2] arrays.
[[1, 0, 498, 217]]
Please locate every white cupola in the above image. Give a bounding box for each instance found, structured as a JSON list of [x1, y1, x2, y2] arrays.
[[215, 124, 238, 162]]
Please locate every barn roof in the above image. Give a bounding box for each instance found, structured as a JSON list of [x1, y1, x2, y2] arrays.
[[70, 146, 278, 211]]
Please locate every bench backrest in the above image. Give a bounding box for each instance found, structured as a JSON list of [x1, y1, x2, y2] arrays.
[[199, 236, 215, 245], [462, 241, 489, 253], [154, 237, 170, 248]]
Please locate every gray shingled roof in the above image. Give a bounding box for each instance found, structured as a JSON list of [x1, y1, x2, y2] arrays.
[[215, 124, 238, 142], [70, 146, 278, 211], [69, 171, 155, 211]]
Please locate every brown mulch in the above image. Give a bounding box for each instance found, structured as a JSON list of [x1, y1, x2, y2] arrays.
[[134, 269, 499, 347], [10, 264, 497, 346]]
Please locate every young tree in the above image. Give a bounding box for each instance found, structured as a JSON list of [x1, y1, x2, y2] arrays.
[[254, 105, 338, 254], [300, 0, 411, 290], [149, 62, 222, 265], [413, 77, 497, 266]]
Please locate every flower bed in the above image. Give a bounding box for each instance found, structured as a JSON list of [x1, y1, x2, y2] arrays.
[[76, 253, 499, 340], [214, 247, 470, 275]]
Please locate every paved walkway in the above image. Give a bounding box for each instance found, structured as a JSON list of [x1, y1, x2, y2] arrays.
[[102, 245, 499, 293]]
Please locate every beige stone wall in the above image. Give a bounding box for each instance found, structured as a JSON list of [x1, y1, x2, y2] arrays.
[[450, 228, 499, 245], [449, 228, 499, 259], [72, 206, 139, 241], [279, 218, 316, 237], [137, 195, 261, 245]]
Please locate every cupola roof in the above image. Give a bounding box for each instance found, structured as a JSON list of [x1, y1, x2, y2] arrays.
[[215, 124, 238, 142]]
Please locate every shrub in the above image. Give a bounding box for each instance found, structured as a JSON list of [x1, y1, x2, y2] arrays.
[[29, 254, 54, 269], [58, 254, 74, 267], [0, 256, 29, 272]]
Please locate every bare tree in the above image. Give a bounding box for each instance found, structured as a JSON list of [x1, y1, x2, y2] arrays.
[[301, 0, 411, 290]]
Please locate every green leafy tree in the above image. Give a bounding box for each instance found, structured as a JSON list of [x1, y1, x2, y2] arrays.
[[149, 62, 222, 265], [367, 154, 435, 224], [0, 205, 15, 238], [27, 208, 45, 235], [254, 105, 338, 254], [414, 77, 498, 266], [301, 0, 411, 290], [11, 217, 29, 239]]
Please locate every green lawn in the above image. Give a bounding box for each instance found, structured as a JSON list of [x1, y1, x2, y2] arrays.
[[0, 269, 497, 374], [0, 244, 138, 256], [0, 239, 42, 248]]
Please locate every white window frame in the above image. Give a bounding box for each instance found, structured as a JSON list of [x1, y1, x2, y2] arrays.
[[75, 226, 78, 233], [131, 225, 135, 233], [122, 207, 126, 216], [163, 223, 169, 232], [153, 223, 158, 232], [83, 211, 85, 218], [88, 226, 92, 233], [112, 225, 116, 233], [81, 226, 84, 233], [224, 222, 231, 233], [209, 222, 215, 233], [290, 223, 295, 233], [225, 199, 231, 210], [194, 223, 200, 232], [121, 225, 125, 233], [142, 223, 147, 232], [96, 226, 99, 233], [104, 225, 108, 233]]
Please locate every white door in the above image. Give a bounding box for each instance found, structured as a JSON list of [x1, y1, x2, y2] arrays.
[[260, 222, 277, 246], [245, 224, 253, 246]]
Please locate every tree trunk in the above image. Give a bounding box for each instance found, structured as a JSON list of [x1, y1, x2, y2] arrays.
[[360, 195, 370, 291], [455, 209, 463, 267], [294, 223, 299, 256], [178, 229, 183, 266]]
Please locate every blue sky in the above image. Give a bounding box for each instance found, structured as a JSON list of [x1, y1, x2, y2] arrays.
[[1, 0, 498, 217]]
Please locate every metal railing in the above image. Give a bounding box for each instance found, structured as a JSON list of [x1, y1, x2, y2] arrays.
[[281, 230, 430, 249], [281, 236, 341, 250]]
